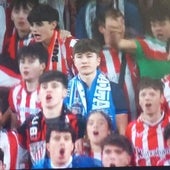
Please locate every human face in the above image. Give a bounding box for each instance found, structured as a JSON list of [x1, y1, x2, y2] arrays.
[[87, 112, 111, 145], [102, 145, 131, 167], [73, 52, 100, 77], [139, 88, 164, 116], [151, 20, 170, 42], [100, 16, 125, 48], [39, 80, 67, 110], [30, 21, 57, 47], [11, 6, 32, 37], [19, 57, 45, 82], [46, 131, 74, 167]]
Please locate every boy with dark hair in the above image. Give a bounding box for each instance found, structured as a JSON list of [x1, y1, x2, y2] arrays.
[[65, 38, 128, 135], [126, 77, 170, 166], [33, 122, 99, 168], [114, 4, 170, 79], [94, 8, 139, 121], [101, 133, 133, 167], [27, 3, 77, 78], [18, 70, 84, 168], [2, 43, 48, 128]]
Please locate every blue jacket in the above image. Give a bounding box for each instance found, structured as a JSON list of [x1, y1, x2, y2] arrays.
[[32, 155, 102, 169]]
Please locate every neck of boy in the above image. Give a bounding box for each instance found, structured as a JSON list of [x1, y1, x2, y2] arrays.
[[79, 70, 97, 88], [90, 142, 102, 153], [26, 80, 39, 93], [141, 109, 163, 125], [43, 102, 63, 119], [17, 30, 30, 39]]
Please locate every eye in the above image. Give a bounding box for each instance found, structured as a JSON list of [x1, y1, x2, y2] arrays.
[[41, 83, 47, 89]]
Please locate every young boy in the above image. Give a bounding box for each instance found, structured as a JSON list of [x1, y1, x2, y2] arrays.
[[113, 5, 170, 79], [27, 3, 77, 78], [94, 8, 139, 121], [2, 42, 48, 128], [65, 38, 128, 135], [101, 133, 133, 167], [18, 70, 85, 168], [33, 122, 100, 168], [125, 77, 170, 166], [1, 0, 39, 74]]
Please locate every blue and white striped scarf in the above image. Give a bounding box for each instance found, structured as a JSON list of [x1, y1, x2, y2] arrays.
[[65, 70, 116, 128]]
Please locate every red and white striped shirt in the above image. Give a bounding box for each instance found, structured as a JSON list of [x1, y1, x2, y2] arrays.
[[46, 30, 77, 78], [0, 130, 28, 169], [8, 81, 41, 125], [136, 36, 168, 60], [126, 112, 170, 166], [100, 48, 139, 121]]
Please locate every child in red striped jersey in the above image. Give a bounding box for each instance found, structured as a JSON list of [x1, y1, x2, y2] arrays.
[[126, 77, 170, 166], [27, 4, 77, 78], [2, 43, 48, 129], [94, 8, 139, 121], [17, 70, 85, 168]]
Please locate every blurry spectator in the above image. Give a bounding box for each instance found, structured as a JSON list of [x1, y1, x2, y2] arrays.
[[27, 3, 77, 79], [94, 8, 139, 121], [65, 39, 128, 134], [80, 110, 112, 165], [32, 122, 99, 168], [101, 133, 133, 167], [18, 70, 85, 168], [126, 77, 170, 166]]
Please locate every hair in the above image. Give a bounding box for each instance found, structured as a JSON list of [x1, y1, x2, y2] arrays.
[[46, 122, 76, 143], [86, 110, 113, 131], [138, 77, 164, 94], [92, 8, 124, 46], [11, 0, 39, 10], [73, 39, 102, 56], [164, 123, 170, 141], [27, 4, 59, 29], [39, 70, 68, 89], [17, 42, 48, 66], [148, 4, 170, 22], [101, 133, 133, 156]]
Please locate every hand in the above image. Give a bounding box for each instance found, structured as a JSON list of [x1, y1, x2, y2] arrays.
[[60, 30, 71, 39], [74, 138, 84, 155], [0, 161, 6, 170]]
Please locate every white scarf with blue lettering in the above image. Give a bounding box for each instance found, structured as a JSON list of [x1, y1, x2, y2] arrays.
[[66, 71, 116, 122]]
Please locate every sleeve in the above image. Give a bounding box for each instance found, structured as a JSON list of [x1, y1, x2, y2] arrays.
[[8, 87, 15, 112], [135, 38, 168, 60], [110, 82, 128, 114]]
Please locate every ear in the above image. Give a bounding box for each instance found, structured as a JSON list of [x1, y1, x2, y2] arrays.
[[51, 21, 57, 30], [167, 138, 170, 147], [98, 25, 105, 34], [62, 88, 67, 98], [40, 63, 46, 72], [160, 94, 165, 104], [46, 142, 50, 152], [97, 56, 101, 66]]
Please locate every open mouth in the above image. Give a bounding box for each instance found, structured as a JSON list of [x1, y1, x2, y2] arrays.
[[110, 163, 115, 167], [23, 71, 29, 75], [46, 94, 52, 100], [59, 148, 65, 156], [93, 131, 99, 136], [145, 103, 152, 107]]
